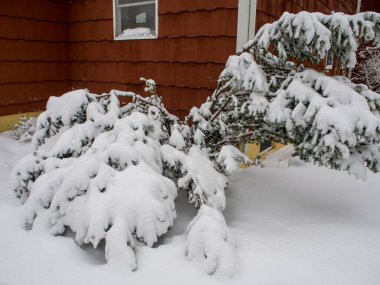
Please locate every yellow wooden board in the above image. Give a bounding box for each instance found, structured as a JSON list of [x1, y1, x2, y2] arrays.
[[0, 111, 41, 133], [240, 142, 286, 168]]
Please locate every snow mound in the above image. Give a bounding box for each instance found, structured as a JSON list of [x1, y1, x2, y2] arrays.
[[119, 27, 153, 38], [186, 205, 238, 276]]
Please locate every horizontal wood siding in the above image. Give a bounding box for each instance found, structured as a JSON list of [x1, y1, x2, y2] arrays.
[[256, 0, 357, 32], [0, 0, 70, 116], [0, 0, 359, 117], [69, 0, 238, 118], [362, 0, 380, 12]]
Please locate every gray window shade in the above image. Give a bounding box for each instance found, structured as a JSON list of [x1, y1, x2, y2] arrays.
[[120, 4, 155, 32]]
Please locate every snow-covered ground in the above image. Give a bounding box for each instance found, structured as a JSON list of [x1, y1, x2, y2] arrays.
[[1, 133, 380, 285]]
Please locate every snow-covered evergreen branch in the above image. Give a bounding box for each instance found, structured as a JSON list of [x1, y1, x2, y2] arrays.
[[188, 11, 380, 178]]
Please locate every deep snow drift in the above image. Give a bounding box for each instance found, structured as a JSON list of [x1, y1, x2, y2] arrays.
[[1, 133, 380, 284]]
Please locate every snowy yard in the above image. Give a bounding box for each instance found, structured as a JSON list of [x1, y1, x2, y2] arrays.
[[1, 133, 380, 285]]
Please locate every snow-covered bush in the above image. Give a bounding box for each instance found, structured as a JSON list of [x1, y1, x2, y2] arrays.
[[186, 205, 238, 276], [10, 116, 36, 142], [11, 80, 239, 274], [10, 10, 380, 275], [191, 11, 380, 178]]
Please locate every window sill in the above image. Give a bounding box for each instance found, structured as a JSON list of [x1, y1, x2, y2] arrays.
[[114, 35, 158, 41]]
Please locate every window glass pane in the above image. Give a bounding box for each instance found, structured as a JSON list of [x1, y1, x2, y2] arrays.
[[118, 0, 153, 5], [119, 3, 155, 35], [260, 141, 272, 152]]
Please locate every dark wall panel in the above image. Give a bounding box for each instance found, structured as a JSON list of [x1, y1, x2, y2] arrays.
[[0, 81, 72, 106], [0, 0, 70, 116], [69, 37, 235, 64], [0, 62, 70, 84], [362, 0, 380, 12], [0, 16, 68, 41], [0, 0, 67, 22], [256, 0, 356, 32], [0, 40, 69, 61]]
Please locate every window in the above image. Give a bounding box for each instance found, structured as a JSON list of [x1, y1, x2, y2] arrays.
[[113, 0, 158, 40]]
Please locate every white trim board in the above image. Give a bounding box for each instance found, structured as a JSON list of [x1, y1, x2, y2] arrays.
[[236, 0, 257, 52]]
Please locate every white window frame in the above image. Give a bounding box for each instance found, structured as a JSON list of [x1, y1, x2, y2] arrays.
[[236, 0, 257, 52], [113, 0, 158, 41]]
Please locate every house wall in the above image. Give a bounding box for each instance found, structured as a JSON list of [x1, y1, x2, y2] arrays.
[[361, 0, 380, 13], [68, 0, 356, 119], [68, 0, 238, 118], [0, 0, 357, 121], [0, 0, 71, 116], [256, 0, 356, 31]]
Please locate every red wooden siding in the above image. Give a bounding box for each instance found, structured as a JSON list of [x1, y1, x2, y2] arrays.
[[68, 0, 238, 118], [0, 0, 358, 118], [362, 0, 380, 12], [0, 0, 71, 116], [256, 0, 356, 32]]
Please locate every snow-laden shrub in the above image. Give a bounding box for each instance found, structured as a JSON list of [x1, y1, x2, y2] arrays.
[[19, 111, 178, 270], [10, 116, 36, 142], [11, 80, 241, 274], [190, 11, 380, 179], [187, 205, 238, 276], [268, 69, 380, 177], [252, 11, 380, 68], [33, 89, 95, 147], [10, 10, 380, 275]]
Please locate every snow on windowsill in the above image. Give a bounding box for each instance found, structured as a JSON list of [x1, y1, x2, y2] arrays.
[[115, 27, 157, 41]]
